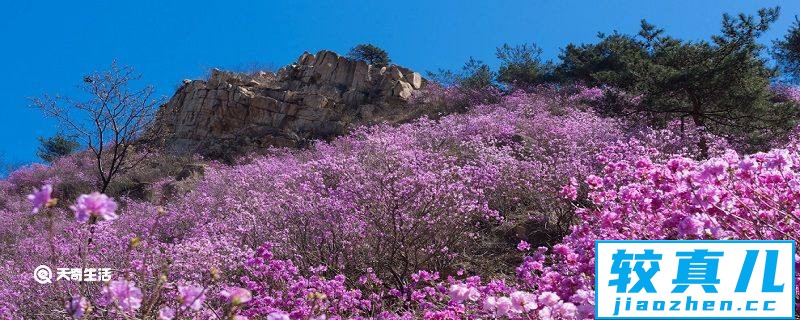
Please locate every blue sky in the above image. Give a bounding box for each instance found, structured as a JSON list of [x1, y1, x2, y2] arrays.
[[1, 0, 798, 166]]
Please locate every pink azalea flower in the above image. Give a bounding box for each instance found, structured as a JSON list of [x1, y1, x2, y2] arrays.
[[178, 284, 205, 311], [538, 291, 561, 307], [555, 302, 578, 319], [158, 307, 175, 320], [466, 287, 481, 302], [559, 177, 578, 200], [449, 284, 481, 303], [65, 295, 89, 319], [538, 306, 553, 320], [27, 184, 53, 214], [102, 280, 142, 313], [510, 291, 537, 313], [495, 297, 513, 317], [517, 240, 531, 252], [448, 284, 469, 303], [220, 287, 251, 305], [482, 296, 497, 313], [266, 312, 290, 320], [70, 192, 118, 223], [677, 215, 704, 238]]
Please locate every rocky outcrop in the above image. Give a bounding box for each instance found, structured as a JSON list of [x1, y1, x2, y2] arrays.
[[151, 50, 425, 159]]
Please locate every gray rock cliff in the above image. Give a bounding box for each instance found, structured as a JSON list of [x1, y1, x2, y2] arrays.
[[151, 50, 426, 159]]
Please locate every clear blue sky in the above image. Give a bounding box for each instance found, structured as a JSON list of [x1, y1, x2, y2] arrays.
[[1, 0, 798, 166]]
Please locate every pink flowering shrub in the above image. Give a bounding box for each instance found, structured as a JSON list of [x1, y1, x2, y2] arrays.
[[157, 89, 627, 289], [633, 119, 731, 158], [410, 82, 503, 113], [236, 242, 582, 319], [0, 88, 628, 318], [525, 145, 800, 316], [771, 83, 800, 103], [2, 153, 95, 199]]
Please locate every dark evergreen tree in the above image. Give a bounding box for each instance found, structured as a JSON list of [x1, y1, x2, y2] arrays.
[[426, 57, 496, 90], [459, 57, 495, 89], [496, 43, 554, 87], [346, 44, 392, 67], [556, 7, 794, 154], [774, 16, 800, 82], [37, 133, 80, 163]]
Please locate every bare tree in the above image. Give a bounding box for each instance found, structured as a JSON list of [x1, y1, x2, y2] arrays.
[[31, 62, 162, 193]]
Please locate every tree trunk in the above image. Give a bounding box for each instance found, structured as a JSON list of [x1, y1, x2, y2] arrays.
[[690, 103, 709, 159]]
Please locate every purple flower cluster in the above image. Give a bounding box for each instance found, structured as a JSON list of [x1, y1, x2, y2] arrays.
[[519, 145, 800, 317], [771, 83, 800, 103], [101, 280, 142, 313], [27, 183, 53, 213], [71, 192, 118, 223]]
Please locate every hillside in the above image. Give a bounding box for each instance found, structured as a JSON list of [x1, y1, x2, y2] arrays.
[[4, 72, 800, 318]]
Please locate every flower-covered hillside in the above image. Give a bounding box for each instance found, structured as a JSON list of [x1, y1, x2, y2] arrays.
[[0, 87, 797, 319]]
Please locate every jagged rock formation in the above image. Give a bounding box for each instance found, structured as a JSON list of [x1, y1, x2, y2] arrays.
[[152, 50, 425, 159]]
